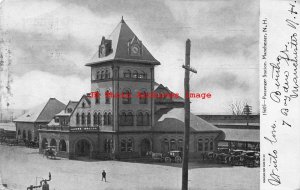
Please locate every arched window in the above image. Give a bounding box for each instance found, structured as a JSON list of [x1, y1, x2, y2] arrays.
[[67, 108, 73, 113], [105, 90, 111, 104], [101, 71, 105, 79], [105, 70, 110, 79], [124, 70, 131, 78], [93, 113, 98, 125], [87, 113, 91, 125], [127, 112, 133, 126], [161, 138, 169, 153], [138, 71, 146, 79], [76, 113, 80, 125], [104, 113, 108, 125], [108, 113, 112, 125], [170, 139, 176, 151], [210, 138, 214, 151], [50, 139, 57, 147], [178, 139, 183, 151], [96, 71, 100, 79], [121, 139, 126, 152], [98, 113, 102, 125], [127, 139, 133, 152], [139, 91, 147, 104], [144, 112, 150, 126], [122, 89, 131, 104], [104, 139, 110, 153], [132, 70, 138, 78], [82, 102, 85, 108], [95, 91, 100, 104], [28, 131, 32, 141], [204, 138, 209, 151], [17, 129, 21, 136], [120, 112, 126, 126], [22, 130, 26, 139], [41, 138, 48, 149], [81, 113, 85, 125], [59, 140, 67, 151], [137, 112, 143, 126], [198, 139, 203, 151]]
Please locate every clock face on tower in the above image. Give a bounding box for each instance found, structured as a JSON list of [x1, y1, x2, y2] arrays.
[[130, 44, 140, 56]]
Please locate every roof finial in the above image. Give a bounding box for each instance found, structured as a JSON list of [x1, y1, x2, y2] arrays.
[[121, 16, 124, 23]]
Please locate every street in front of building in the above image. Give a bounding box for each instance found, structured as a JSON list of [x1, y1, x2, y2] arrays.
[[0, 145, 259, 190]]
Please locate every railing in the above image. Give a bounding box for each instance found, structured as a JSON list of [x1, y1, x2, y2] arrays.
[[39, 125, 106, 132], [39, 125, 70, 131], [70, 127, 99, 132]]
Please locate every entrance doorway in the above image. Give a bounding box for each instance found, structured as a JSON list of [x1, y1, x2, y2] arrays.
[[75, 139, 92, 157], [141, 138, 151, 156]]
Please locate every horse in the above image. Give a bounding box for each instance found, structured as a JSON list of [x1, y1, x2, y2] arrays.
[[146, 151, 164, 162], [44, 148, 57, 159]]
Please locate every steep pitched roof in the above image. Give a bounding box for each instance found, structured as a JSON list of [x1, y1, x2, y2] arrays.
[[14, 98, 66, 123], [86, 18, 160, 66], [65, 101, 78, 112], [154, 108, 224, 133]]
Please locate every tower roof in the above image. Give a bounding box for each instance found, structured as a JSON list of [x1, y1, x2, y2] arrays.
[[86, 18, 160, 66]]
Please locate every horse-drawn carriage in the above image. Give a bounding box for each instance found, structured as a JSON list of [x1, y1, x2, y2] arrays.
[[23, 139, 39, 148], [43, 146, 57, 159], [147, 150, 183, 163]]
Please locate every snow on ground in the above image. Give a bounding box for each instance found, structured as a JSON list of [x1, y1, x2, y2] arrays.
[[0, 145, 259, 190]]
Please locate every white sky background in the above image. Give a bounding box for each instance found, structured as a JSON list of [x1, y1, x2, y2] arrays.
[[1, 0, 259, 114]]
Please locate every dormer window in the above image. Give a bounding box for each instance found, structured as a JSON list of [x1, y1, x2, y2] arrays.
[[67, 108, 73, 113], [99, 37, 112, 58], [54, 117, 59, 123]]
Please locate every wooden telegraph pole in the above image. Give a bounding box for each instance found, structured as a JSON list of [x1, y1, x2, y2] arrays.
[[181, 39, 197, 190]]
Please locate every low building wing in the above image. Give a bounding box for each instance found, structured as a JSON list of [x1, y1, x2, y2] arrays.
[[154, 108, 224, 134]]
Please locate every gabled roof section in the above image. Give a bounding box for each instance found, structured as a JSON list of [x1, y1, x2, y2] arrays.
[[154, 83, 184, 103], [69, 94, 91, 118], [65, 101, 78, 113], [86, 18, 160, 66], [14, 98, 66, 123]]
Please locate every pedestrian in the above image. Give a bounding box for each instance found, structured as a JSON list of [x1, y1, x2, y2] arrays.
[[102, 170, 106, 182]]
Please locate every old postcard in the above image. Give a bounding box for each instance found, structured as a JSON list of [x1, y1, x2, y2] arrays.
[[0, 0, 298, 190]]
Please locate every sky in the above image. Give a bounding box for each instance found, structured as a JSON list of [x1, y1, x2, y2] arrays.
[[0, 0, 259, 114]]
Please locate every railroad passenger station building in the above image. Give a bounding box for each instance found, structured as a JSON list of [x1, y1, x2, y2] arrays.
[[16, 18, 225, 160]]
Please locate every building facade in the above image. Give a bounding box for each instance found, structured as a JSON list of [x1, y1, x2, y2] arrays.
[[38, 18, 224, 160]]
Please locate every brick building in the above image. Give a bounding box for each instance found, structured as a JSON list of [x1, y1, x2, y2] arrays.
[[38, 18, 224, 160], [14, 98, 66, 142]]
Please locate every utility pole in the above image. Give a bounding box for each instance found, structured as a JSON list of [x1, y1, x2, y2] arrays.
[[181, 39, 197, 190]]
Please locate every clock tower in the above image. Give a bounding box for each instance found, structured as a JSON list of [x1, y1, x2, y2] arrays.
[[85, 17, 160, 158]]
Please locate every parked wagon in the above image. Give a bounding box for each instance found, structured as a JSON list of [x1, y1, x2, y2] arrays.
[[229, 150, 244, 166], [243, 151, 260, 167], [44, 146, 57, 159], [164, 150, 182, 163], [215, 148, 230, 164]]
